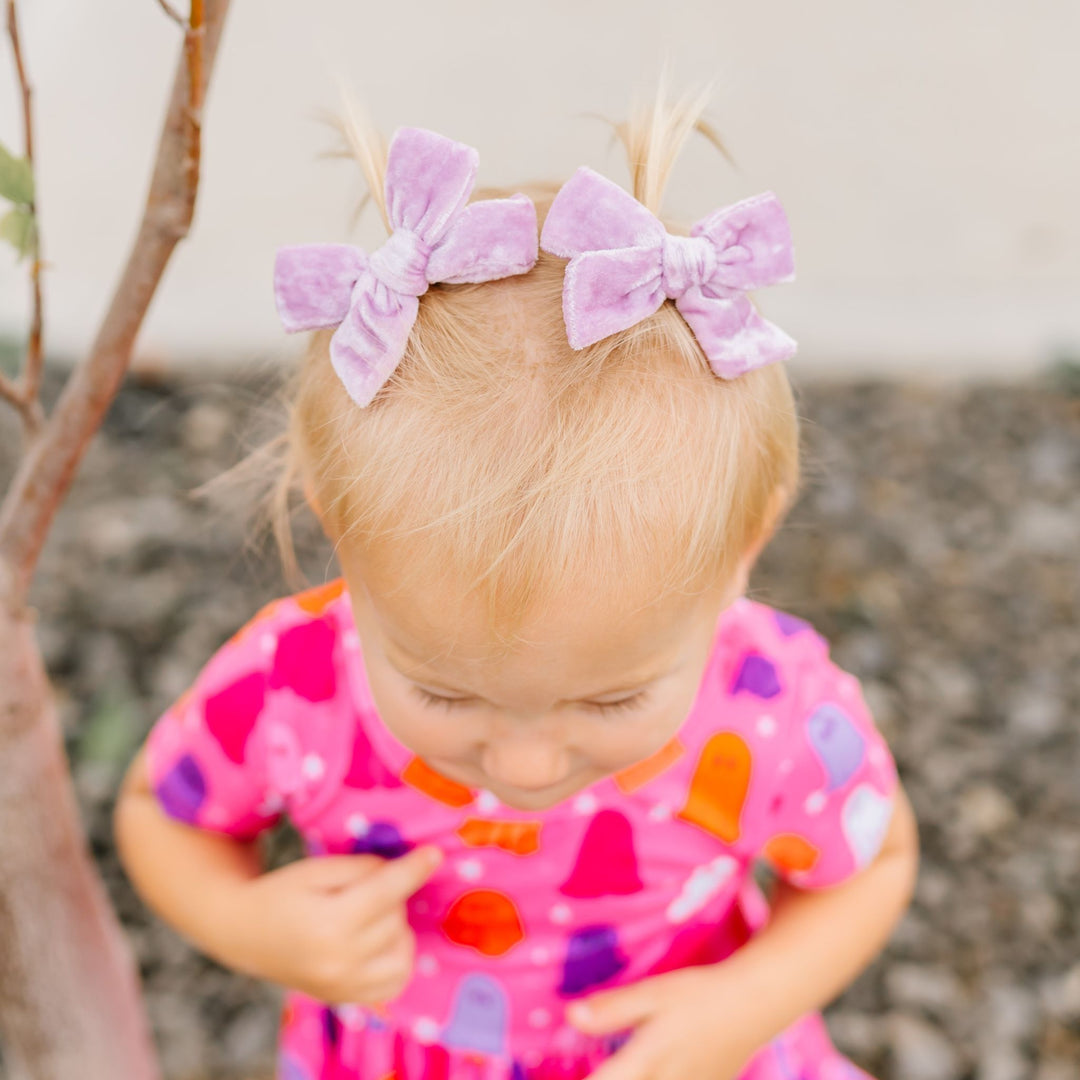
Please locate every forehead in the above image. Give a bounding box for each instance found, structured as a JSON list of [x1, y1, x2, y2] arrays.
[[343, 550, 715, 689]]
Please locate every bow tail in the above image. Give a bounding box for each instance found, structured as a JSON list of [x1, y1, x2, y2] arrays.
[[677, 288, 797, 379], [562, 248, 666, 349], [274, 244, 369, 332], [329, 279, 420, 407]]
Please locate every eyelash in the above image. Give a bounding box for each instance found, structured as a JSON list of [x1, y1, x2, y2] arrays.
[[411, 687, 647, 715]]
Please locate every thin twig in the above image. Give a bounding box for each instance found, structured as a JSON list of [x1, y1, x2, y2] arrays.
[[184, 1, 205, 195], [154, 0, 187, 29], [0, 0, 231, 610], [4, 0, 44, 436], [0, 371, 21, 406]]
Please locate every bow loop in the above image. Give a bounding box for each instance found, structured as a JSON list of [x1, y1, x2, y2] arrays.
[[691, 191, 795, 292], [540, 172, 797, 377], [273, 128, 538, 407]]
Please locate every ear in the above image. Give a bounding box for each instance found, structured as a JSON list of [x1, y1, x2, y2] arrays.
[[734, 484, 792, 591]]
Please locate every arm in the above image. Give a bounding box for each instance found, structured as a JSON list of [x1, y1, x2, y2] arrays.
[[709, 779, 919, 1043], [114, 746, 266, 972], [569, 781, 918, 1080], [114, 745, 442, 1002]]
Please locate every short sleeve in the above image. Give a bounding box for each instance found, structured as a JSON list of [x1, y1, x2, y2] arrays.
[[145, 601, 286, 839], [757, 634, 899, 890]]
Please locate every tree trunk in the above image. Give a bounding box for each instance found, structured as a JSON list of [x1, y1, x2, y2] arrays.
[[0, 573, 160, 1079]]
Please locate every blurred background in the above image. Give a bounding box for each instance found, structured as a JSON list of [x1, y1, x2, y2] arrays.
[[1, 2, 1078, 1079], [1, 0, 1078, 377]]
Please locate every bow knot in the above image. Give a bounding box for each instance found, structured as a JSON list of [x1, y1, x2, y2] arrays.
[[274, 127, 538, 407], [539, 167, 796, 379], [368, 228, 432, 298], [660, 233, 717, 298]]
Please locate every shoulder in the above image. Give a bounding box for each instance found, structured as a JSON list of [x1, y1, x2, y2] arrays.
[[706, 596, 838, 706], [203, 578, 349, 701]]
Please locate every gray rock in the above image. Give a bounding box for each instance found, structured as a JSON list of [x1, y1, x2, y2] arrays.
[[888, 1013, 962, 1080]]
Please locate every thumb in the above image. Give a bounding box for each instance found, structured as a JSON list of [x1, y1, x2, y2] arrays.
[[566, 980, 657, 1036]]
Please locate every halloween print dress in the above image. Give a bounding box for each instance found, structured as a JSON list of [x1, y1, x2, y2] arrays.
[[146, 578, 899, 1080]]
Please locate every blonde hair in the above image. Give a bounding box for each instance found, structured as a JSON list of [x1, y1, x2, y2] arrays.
[[265, 87, 800, 646]]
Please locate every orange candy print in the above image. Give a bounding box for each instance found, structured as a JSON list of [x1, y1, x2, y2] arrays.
[[763, 834, 820, 873], [441, 890, 525, 956], [677, 732, 752, 843], [614, 738, 686, 793], [402, 758, 475, 807], [457, 819, 542, 855], [293, 577, 346, 615]]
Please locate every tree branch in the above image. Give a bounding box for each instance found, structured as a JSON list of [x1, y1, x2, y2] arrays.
[[4, 0, 44, 439], [0, 0, 230, 610]]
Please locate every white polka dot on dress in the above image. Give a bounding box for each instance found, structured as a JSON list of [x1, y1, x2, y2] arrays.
[[756, 714, 778, 738], [301, 754, 325, 781], [456, 859, 484, 882], [549, 903, 572, 924], [413, 1017, 440, 1044], [528, 1008, 552, 1028]]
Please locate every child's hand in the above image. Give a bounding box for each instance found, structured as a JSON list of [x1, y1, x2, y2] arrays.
[[567, 967, 764, 1080], [222, 846, 443, 1005]]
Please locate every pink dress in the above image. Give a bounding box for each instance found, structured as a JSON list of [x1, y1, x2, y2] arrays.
[[146, 578, 898, 1080]]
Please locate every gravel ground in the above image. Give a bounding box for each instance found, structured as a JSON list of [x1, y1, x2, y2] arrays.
[[2, 363, 1078, 1080]]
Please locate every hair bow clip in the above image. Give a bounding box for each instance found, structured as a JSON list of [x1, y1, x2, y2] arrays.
[[540, 167, 796, 378], [274, 127, 539, 407]]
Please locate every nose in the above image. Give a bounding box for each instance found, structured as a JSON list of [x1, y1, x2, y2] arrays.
[[480, 737, 571, 792]]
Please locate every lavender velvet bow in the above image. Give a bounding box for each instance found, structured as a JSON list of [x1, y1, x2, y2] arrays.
[[540, 167, 797, 378], [274, 127, 538, 407]]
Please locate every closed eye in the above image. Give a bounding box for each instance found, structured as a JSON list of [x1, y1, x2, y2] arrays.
[[585, 693, 647, 715], [412, 687, 648, 715], [413, 687, 472, 710]]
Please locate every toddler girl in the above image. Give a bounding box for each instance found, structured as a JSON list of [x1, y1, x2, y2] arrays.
[[115, 90, 918, 1080]]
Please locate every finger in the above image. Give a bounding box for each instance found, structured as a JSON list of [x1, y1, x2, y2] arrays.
[[284, 853, 387, 893], [567, 980, 658, 1036], [359, 845, 443, 911], [583, 1035, 652, 1080], [353, 907, 411, 960]]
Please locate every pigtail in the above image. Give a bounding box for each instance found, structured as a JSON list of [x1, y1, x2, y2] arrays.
[[321, 91, 391, 232], [613, 77, 733, 215]]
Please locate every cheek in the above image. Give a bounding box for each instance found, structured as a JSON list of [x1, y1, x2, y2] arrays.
[[582, 705, 688, 773]]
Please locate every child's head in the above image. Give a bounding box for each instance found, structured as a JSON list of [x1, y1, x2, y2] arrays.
[[266, 89, 800, 808]]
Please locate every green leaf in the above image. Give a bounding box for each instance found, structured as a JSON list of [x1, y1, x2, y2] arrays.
[[0, 206, 37, 259], [78, 683, 141, 767], [0, 140, 34, 205]]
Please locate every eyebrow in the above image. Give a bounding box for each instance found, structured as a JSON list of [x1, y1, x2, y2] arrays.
[[385, 645, 679, 701]]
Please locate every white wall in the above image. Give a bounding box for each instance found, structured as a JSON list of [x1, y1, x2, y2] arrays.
[[1, 0, 1077, 378]]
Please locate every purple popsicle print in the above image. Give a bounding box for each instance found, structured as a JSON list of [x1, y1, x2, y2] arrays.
[[557, 925, 629, 996], [730, 651, 782, 698], [155, 753, 207, 823], [806, 703, 865, 791]]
